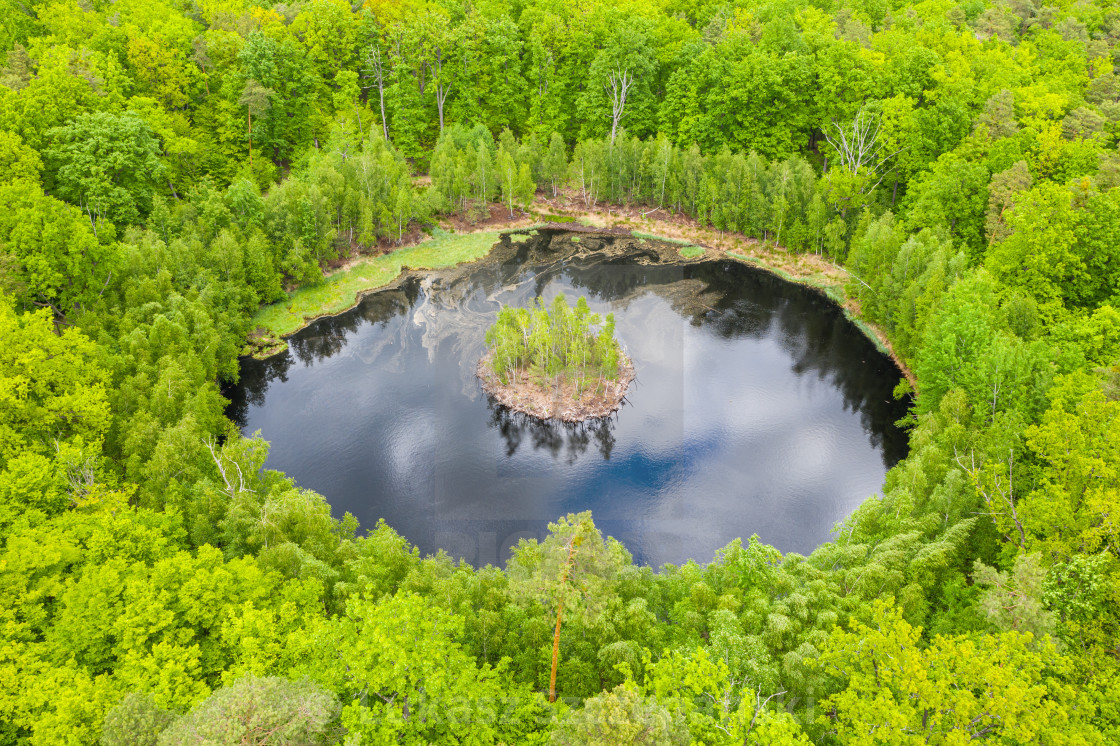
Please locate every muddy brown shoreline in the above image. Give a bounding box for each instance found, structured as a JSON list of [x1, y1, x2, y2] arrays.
[[476, 350, 636, 423]]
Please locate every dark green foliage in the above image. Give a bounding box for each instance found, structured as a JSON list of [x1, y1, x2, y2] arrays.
[[45, 112, 165, 230]]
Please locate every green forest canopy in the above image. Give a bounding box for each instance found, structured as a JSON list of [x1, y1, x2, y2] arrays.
[[2, 0, 1120, 741]]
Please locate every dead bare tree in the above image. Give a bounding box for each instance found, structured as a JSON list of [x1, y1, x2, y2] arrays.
[[957, 447, 1027, 549], [364, 44, 390, 140], [605, 66, 634, 145], [55, 439, 98, 507], [706, 679, 788, 740], [431, 45, 452, 133], [822, 106, 904, 190]]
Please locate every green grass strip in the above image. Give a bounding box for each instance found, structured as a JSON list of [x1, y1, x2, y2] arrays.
[[251, 229, 503, 337]]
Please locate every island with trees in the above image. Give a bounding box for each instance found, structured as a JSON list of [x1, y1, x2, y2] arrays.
[[478, 295, 634, 422]]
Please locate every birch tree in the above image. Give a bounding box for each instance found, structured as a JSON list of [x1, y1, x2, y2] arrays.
[[431, 39, 453, 132], [605, 66, 633, 145], [364, 44, 390, 140]]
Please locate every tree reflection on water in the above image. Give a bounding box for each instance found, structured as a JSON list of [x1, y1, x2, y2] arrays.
[[486, 396, 617, 462]]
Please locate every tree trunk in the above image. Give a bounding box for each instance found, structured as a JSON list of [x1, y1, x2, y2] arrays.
[[548, 597, 564, 703], [606, 67, 633, 146], [378, 81, 388, 140], [549, 537, 579, 703], [369, 45, 390, 140], [436, 86, 447, 131]]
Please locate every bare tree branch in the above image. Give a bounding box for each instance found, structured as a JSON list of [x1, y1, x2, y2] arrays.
[[957, 447, 1027, 549], [822, 106, 906, 194], [431, 45, 452, 132], [205, 437, 255, 498], [605, 66, 633, 145], [364, 44, 390, 141]]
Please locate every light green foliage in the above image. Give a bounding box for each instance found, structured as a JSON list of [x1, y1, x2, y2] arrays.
[[974, 553, 1056, 639], [4, 0, 1120, 740], [987, 182, 1120, 317], [0, 130, 41, 185], [1, 45, 123, 150], [314, 592, 547, 744], [0, 299, 110, 529], [430, 123, 502, 216], [660, 42, 813, 159], [914, 271, 1047, 419], [1018, 374, 1120, 562], [157, 676, 340, 746], [845, 210, 906, 321], [543, 133, 568, 197], [550, 684, 688, 745], [0, 505, 280, 742], [485, 295, 622, 391], [0, 181, 112, 316], [904, 154, 989, 260], [1044, 551, 1120, 664], [507, 513, 632, 696], [576, 25, 659, 141], [187, 432, 359, 576], [263, 131, 421, 267], [442, 15, 528, 137], [497, 142, 536, 218], [846, 214, 969, 361], [232, 31, 315, 168], [817, 601, 1102, 744], [641, 647, 809, 745], [985, 160, 1033, 246]]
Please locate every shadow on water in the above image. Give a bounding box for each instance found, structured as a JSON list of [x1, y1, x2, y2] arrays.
[[289, 283, 417, 366], [226, 230, 912, 566], [677, 263, 912, 465]]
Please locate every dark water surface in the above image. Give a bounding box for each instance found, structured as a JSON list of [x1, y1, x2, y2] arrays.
[[227, 233, 910, 567]]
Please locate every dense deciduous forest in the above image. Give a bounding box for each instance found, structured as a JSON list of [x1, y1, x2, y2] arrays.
[[2, 0, 1120, 741]]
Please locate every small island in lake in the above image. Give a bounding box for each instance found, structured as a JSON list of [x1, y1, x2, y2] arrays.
[[477, 295, 634, 422]]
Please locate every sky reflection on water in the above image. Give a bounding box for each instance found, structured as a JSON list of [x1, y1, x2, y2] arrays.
[[227, 237, 910, 567]]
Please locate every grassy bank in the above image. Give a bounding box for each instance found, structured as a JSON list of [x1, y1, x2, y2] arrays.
[[250, 229, 504, 341], [724, 249, 845, 298]]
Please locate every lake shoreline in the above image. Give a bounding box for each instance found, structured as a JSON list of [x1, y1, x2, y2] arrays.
[[242, 200, 915, 388]]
